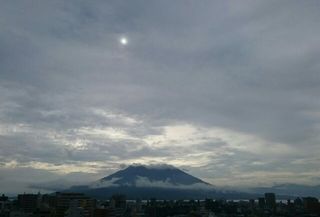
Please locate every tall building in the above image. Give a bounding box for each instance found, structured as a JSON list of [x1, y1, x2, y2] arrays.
[[55, 192, 96, 217], [110, 194, 126, 209], [65, 200, 85, 217], [264, 193, 276, 210], [303, 197, 320, 214], [42, 194, 57, 208], [258, 198, 265, 210], [109, 194, 127, 217], [17, 194, 39, 213], [0, 194, 10, 217]]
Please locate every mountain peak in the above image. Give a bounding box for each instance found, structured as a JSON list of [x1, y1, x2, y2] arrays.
[[66, 165, 258, 199], [125, 163, 177, 170], [90, 164, 212, 190]]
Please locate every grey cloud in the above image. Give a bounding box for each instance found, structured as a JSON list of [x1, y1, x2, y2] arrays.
[[1, 0, 320, 193]]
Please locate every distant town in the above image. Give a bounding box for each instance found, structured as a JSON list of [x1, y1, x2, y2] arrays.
[[0, 192, 319, 217]]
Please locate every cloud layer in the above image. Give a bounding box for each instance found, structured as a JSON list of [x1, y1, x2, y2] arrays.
[[1, 0, 320, 194]]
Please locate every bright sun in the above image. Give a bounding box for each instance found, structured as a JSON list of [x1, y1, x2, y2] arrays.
[[120, 37, 128, 45]]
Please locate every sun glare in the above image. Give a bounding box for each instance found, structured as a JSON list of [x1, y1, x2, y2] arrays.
[[120, 37, 128, 45]]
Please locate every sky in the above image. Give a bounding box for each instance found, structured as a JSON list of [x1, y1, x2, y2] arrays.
[[1, 0, 320, 194]]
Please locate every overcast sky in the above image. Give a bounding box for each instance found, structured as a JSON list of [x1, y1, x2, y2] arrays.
[[1, 0, 320, 194]]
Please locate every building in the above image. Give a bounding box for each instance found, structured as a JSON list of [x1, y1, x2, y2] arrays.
[[0, 194, 11, 217], [94, 208, 115, 217], [0, 194, 10, 210], [41, 194, 57, 208], [55, 193, 95, 217], [110, 195, 126, 210], [65, 200, 85, 217], [264, 193, 276, 210], [17, 194, 39, 213], [258, 198, 265, 210], [32, 209, 52, 217], [303, 197, 320, 214]]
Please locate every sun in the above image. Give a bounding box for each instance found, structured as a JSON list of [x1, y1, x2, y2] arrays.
[[120, 37, 128, 45]]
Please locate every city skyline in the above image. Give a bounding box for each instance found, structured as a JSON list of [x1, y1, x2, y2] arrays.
[[1, 1, 320, 194]]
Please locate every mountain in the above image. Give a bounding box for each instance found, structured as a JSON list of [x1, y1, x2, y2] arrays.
[[33, 166, 320, 199], [66, 164, 253, 199], [92, 164, 211, 188]]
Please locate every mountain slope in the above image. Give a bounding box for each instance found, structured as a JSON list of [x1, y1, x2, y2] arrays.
[[93, 164, 210, 188], [66, 164, 253, 199]]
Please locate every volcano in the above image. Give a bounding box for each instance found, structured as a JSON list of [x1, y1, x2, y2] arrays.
[[93, 164, 211, 188], [66, 164, 249, 199]]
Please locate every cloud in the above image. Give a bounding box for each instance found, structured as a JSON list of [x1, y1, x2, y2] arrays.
[[134, 176, 213, 190], [1, 0, 320, 193], [90, 177, 121, 188], [29, 179, 83, 192]]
